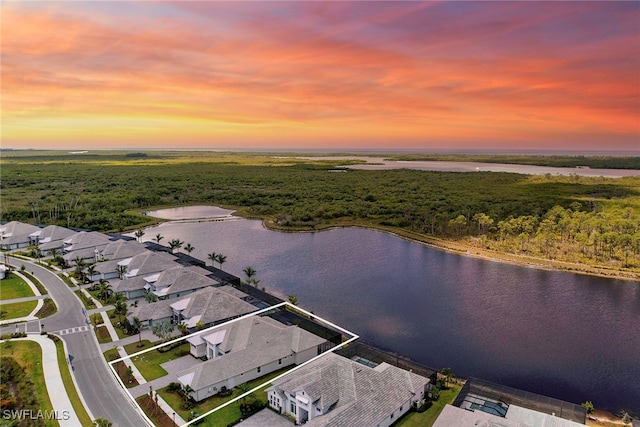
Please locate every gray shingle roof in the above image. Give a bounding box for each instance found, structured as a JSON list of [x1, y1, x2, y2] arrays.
[[269, 353, 430, 427], [99, 240, 148, 261], [114, 276, 147, 293], [0, 221, 42, 245], [128, 298, 174, 322], [36, 225, 75, 248], [152, 266, 219, 297], [178, 286, 255, 325], [177, 317, 326, 390], [123, 251, 179, 278], [63, 231, 112, 252]]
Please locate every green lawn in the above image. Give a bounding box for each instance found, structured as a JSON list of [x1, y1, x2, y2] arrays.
[[0, 340, 58, 427], [0, 300, 38, 320], [108, 309, 130, 339], [395, 384, 462, 427], [0, 275, 35, 300], [128, 341, 190, 381], [54, 338, 94, 426], [158, 368, 288, 427], [57, 273, 77, 288]]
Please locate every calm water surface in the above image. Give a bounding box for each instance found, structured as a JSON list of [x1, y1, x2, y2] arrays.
[[143, 208, 640, 413]]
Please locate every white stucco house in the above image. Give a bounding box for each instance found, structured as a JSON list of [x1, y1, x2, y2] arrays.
[[145, 265, 219, 300], [30, 225, 75, 256], [126, 285, 255, 330], [0, 221, 42, 250], [176, 316, 328, 402], [267, 352, 430, 426], [62, 231, 113, 263]]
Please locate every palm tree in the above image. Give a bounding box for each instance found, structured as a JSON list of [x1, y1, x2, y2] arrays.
[[154, 233, 164, 244], [182, 384, 195, 404], [116, 264, 128, 280], [98, 279, 112, 301], [243, 266, 256, 282], [93, 419, 113, 427], [49, 247, 61, 265], [85, 264, 97, 283], [132, 317, 143, 346], [134, 229, 145, 242], [73, 256, 87, 282], [216, 253, 227, 270], [184, 243, 195, 254], [207, 252, 217, 267], [168, 239, 183, 253], [114, 300, 128, 323]]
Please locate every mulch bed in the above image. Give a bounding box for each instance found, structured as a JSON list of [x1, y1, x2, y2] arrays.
[[113, 360, 140, 388], [95, 326, 111, 343], [137, 395, 175, 427]]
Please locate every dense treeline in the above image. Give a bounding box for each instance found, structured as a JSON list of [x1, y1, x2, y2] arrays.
[[0, 357, 45, 427], [1, 152, 638, 272]]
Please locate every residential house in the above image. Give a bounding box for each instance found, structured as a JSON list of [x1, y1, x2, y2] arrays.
[[267, 352, 430, 427], [176, 316, 328, 402], [119, 250, 178, 280], [146, 265, 219, 300], [127, 285, 255, 330], [62, 231, 114, 263], [0, 221, 42, 250], [30, 225, 75, 256], [90, 240, 149, 280]]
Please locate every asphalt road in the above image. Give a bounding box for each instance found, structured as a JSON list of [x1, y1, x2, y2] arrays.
[[2, 257, 150, 427]]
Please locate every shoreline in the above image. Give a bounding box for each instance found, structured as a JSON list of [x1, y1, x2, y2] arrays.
[[134, 206, 639, 283]]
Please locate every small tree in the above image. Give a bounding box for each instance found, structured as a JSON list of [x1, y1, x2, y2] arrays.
[[581, 401, 594, 415], [184, 243, 195, 254], [116, 264, 128, 280], [207, 252, 217, 267], [93, 419, 113, 427], [154, 233, 164, 244], [288, 294, 299, 305], [168, 239, 184, 253], [132, 317, 143, 346], [216, 253, 227, 270], [114, 300, 128, 322], [441, 367, 455, 388], [622, 412, 631, 425], [151, 320, 175, 342], [126, 365, 134, 383], [134, 229, 145, 242], [144, 292, 158, 303]]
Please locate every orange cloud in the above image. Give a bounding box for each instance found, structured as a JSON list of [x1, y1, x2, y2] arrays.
[[1, 2, 638, 151]]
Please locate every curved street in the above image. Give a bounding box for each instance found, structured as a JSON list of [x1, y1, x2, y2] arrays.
[[1, 256, 149, 427]]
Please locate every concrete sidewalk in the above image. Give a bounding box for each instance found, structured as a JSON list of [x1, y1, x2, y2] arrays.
[[0, 335, 82, 426]]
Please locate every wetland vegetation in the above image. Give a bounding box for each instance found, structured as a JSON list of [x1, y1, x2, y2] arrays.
[[1, 151, 638, 279]]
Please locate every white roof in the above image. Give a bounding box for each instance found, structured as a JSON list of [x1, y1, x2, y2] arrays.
[[185, 315, 202, 329], [203, 330, 226, 346], [177, 372, 195, 387], [170, 297, 191, 311], [187, 335, 204, 346], [30, 230, 43, 237], [144, 272, 161, 283]]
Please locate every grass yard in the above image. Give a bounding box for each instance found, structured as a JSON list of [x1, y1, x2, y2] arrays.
[[108, 309, 130, 339], [0, 275, 35, 300], [53, 337, 94, 426], [395, 384, 462, 427], [57, 273, 77, 288], [158, 368, 289, 427], [127, 340, 190, 381], [0, 340, 58, 427], [0, 299, 38, 320]]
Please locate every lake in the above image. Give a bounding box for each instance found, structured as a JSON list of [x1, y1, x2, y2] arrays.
[[142, 207, 640, 414]]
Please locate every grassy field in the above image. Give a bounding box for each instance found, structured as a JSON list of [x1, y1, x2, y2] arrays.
[[0, 275, 35, 300], [0, 340, 58, 427], [395, 384, 461, 427], [0, 299, 38, 320]]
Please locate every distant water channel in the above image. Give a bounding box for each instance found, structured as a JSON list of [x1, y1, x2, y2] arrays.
[[143, 206, 640, 414]]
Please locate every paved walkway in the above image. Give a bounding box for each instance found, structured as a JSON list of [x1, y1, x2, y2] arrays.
[[117, 345, 147, 384], [0, 335, 82, 426]]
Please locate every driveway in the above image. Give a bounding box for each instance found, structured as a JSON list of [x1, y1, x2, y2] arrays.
[[235, 408, 292, 427]]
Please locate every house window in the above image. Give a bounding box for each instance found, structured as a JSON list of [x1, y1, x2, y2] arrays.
[[290, 403, 296, 414]]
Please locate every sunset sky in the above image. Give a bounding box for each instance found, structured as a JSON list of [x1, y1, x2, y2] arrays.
[[2, 1, 639, 152]]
